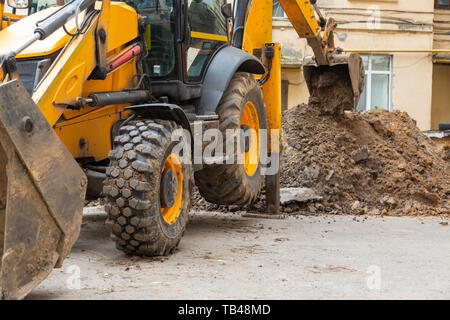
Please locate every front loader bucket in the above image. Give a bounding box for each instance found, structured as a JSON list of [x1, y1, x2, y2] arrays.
[[0, 80, 87, 299], [303, 53, 365, 115]]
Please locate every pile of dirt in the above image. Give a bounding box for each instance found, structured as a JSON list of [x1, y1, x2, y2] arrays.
[[442, 145, 450, 162], [278, 104, 449, 216], [193, 104, 450, 216]]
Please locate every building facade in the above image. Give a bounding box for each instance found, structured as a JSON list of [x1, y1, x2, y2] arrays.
[[4, 0, 449, 131], [273, 0, 450, 131]]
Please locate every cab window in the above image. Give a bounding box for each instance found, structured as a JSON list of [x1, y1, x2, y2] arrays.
[[185, 0, 227, 83], [4, 0, 58, 16], [139, 0, 177, 79], [32, 0, 58, 13]]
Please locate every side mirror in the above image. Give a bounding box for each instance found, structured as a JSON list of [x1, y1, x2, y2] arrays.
[[7, 0, 31, 9], [221, 3, 232, 19]]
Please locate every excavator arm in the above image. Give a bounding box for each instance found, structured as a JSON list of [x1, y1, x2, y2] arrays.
[[239, 0, 364, 113], [279, 0, 365, 112], [278, 0, 331, 65], [278, 0, 365, 112]]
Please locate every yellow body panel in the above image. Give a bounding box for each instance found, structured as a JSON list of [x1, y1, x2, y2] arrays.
[[0, 2, 136, 59], [55, 105, 131, 160], [0, 2, 139, 161], [261, 43, 282, 153], [1, 12, 22, 29], [106, 2, 137, 50], [191, 31, 228, 42], [59, 58, 138, 160], [243, 0, 281, 154], [33, 22, 98, 126], [52, 3, 138, 161], [278, 0, 320, 38], [21, 2, 139, 161], [242, 0, 272, 54], [0, 0, 3, 27], [0, 7, 71, 57]]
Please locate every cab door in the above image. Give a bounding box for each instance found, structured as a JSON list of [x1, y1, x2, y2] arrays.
[[183, 0, 228, 83], [141, 0, 179, 80]]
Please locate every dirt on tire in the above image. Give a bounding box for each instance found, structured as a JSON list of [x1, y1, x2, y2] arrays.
[[104, 119, 191, 256]]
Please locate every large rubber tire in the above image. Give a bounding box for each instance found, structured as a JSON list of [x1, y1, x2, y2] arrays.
[[103, 119, 191, 256], [195, 72, 268, 205]]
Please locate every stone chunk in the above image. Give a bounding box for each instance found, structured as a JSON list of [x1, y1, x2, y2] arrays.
[[280, 188, 322, 205]]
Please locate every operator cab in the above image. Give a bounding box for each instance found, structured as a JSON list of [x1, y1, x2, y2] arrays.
[[136, 0, 229, 103], [4, 0, 231, 106]]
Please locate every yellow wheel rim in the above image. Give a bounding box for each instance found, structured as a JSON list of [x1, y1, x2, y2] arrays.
[[161, 153, 184, 225], [240, 101, 260, 177]]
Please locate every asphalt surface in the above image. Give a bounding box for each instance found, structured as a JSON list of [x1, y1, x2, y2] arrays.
[[27, 207, 450, 299]]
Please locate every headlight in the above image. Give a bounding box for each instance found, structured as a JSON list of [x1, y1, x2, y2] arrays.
[[7, 0, 31, 9]]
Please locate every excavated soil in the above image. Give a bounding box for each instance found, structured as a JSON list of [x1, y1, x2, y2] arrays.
[[306, 65, 355, 115], [193, 104, 450, 217]]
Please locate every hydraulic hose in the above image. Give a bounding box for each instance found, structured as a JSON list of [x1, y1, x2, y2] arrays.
[[34, 0, 96, 40]]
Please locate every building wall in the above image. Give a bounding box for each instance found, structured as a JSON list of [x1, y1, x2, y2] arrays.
[[431, 64, 450, 130], [431, 8, 450, 130], [4, 0, 448, 129], [273, 0, 441, 131], [434, 9, 450, 51]]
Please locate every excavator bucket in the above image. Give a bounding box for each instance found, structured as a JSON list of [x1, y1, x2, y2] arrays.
[[303, 53, 365, 115], [0, 80, 87, 300]]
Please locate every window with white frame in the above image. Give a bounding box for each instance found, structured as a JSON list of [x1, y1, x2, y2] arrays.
[[357, 55, 393, 111], [273, 0, 287, 18]]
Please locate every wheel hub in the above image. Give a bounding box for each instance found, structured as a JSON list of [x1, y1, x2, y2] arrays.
[[160, 168, 178, 208], [240, 101, 260, 177], [240, 124, 251, 153]]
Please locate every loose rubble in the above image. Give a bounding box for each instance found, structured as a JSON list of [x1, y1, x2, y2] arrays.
[[280, 188, 323, 205]]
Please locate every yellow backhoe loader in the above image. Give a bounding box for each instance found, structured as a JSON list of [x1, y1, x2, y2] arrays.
[[0, 0, 363, 299]]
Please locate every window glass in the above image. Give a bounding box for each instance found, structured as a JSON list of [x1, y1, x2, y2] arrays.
[[362, 55, 369, 71], [186, 41, 223, 79], [273, 0, 285, 18], [188, 0, 227, 36], [357, 76, 368, 112], [139, 0, 177, 79], [357, 55, 392, 111], [37, 0, 56, 10], [185, 0, 227, 82], [7, 0, 56, 15], [371, 74, 390, 110], [436, 0, 450, 8], [371, 56, 390, 72]]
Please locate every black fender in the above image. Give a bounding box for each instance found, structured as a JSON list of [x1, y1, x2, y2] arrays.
[[125, 103, 192, 135], [197, 46, 265, 116]]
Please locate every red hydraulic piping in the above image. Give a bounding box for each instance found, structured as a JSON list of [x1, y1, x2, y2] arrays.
[[106, 44, 142, 73]]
